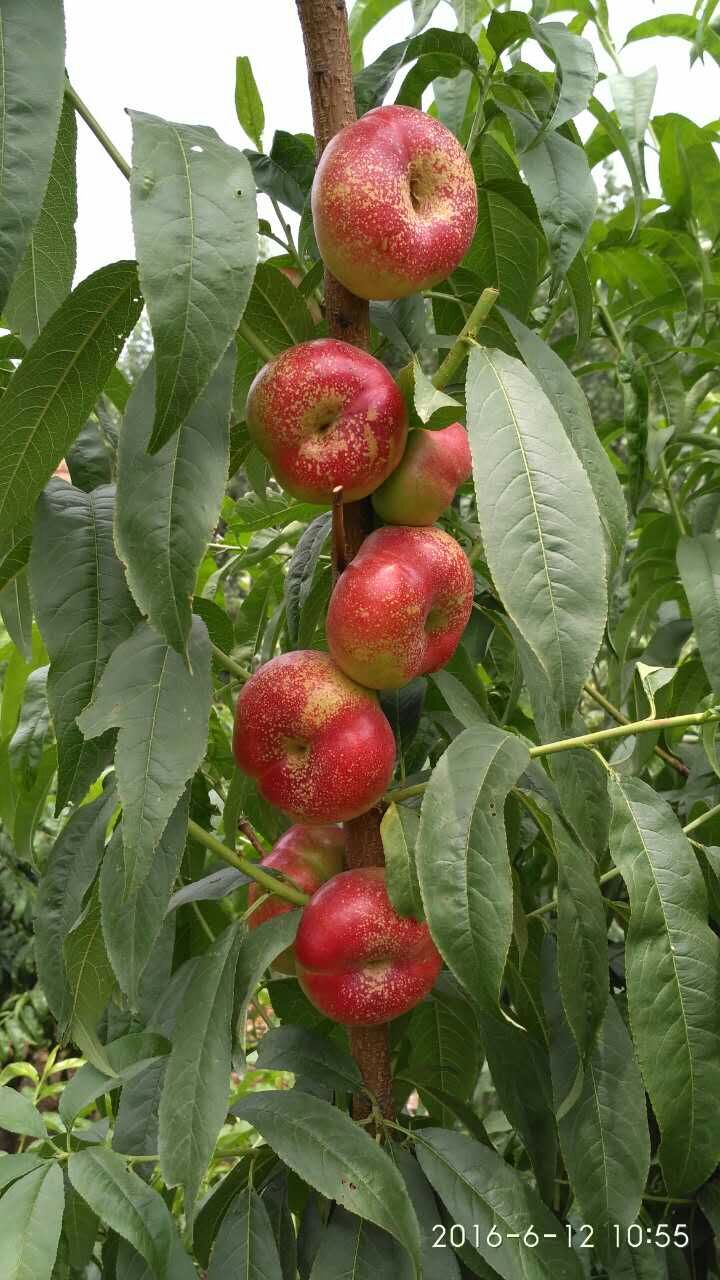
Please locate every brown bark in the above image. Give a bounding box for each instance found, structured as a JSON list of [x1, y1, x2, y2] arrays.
[[295, 0, 369, 347], [295, 0, 394, 1122]]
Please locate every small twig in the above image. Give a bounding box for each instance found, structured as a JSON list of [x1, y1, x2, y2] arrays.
[[237, 317, 276, 364], [64, 79, 131, 180], [332, 485, 348, 575], [210, 642, 251, 682], [187, 818, 309, 906], [683, 800, 720, 835], [237, 817, 268, 860], [584, 682, 689, 778], [432, 287, 499, 390]]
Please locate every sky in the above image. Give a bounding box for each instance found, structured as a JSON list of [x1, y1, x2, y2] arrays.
[[64, 0, 718, 282]]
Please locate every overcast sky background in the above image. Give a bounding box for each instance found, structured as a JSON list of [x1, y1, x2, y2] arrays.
[[64, 0, 718, 282]]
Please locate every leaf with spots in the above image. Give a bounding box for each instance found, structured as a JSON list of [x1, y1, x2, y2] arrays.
[[231, 1090, 421, 1270]]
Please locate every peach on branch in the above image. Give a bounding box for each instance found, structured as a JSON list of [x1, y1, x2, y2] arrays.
[[295, 866, 442, 1025], [311, 104, 477, 301], [326, 525, 474, 689], [245, 338, 407, 503], [232, 650, 396, 822], [247, 824, 345, 974], [372, 421, 472, 525]]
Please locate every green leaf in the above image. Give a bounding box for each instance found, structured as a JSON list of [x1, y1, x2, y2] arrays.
[[5, 95, 77, 347], [0, 1161, 64, 1280], [381, 803, 423, 919], [501, 311, 627, 575], [234, 913, 301, 1059], [0, 521, 32, 594], [232, 1090, 421, 1271], [0, 1084, 46, 1140], [416, 724, 530, 1007], [626, 14, 720, 67], [116, 351, 233, 659], [534, 21, 597, 130], [476, 1011, 557, 1202], [586, 98, 644, 235], [68, 1148, 188, 1280], [677, 535, 720, 696], [241, 262, 315, 356], [66, 419, 114, 491], [111, 961, 199, 1174], [394, 1148, 462, 1280], [101, 790, 189, 1006], [129, 111, 258, 453], [465, 189, 542, 321], [349, 0, 405, 71], [30, 481, 139, 811], [487, 10, 532, 55], [284, 512, 330, 648], [34, 788, 117, 1020], [12, 743, 55, 861], [412, 363, 462, 429], [0, 1154, 46, 1193], [633, 325, 685, 440], [0, 260, 142, 537], [77, 617, 212, 896], [254, 1025, 363, 1093], [656, 112, 720, 236], [0, 0, 65, 313], [62, 1185, 99, 1272], [231, 492, 325, 535], [354, 29, 480, 116], [416, 1128, 583, 1280], [550, 811, 608, 1060], [608, 772, 720, 1193], [63, 882, 116, 1067], [235, 57, 265, 150], [405, 986, 480, 1127], [208, 1184, 283, 1280], [466, 347, 607, 723], [430, 669, 486, 727], [309, 1206, 414, 1280], [8, 666, 48, 788], [0, 567, 32, 660], [517, 128, 597, 281], [608, 69, 657, 178], [194, 1148, 278, 1269], [546, 966, 649, 1265], [246, 133, 315, 217], [158, 922, 242, 1209]]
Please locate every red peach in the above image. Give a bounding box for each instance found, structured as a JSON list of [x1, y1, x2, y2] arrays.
[[248, 824, 345, 974], [295, 867, 442, 1025], [311, 105, 477, 301], [368, 422, 471, 527], [233, 650, 396, 822], [326, 526, 474, 689], [372, 422, 472, 526], [245, 338, 407, 503]]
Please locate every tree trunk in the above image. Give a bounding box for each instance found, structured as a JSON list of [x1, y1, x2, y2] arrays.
[[295, 0, 394, 1122]]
